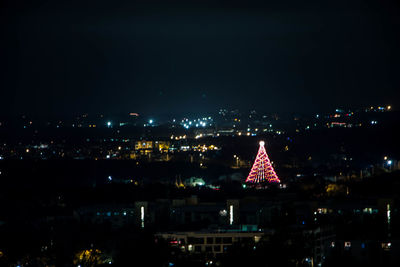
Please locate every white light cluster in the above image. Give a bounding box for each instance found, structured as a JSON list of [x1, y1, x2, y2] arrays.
[[181, 117, 213, 129]]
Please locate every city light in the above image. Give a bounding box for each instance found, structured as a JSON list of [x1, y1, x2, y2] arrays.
[[229, 205, 233, 225], [3, 0, 400, 264], [141, 206, 145, 228]]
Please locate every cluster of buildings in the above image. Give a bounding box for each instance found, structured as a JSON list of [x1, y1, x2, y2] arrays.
[[49, 191, 397, 266], [0, 105, 395, 162]]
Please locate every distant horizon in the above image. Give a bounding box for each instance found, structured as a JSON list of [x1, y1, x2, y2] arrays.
[[0, 103, 395, 120]]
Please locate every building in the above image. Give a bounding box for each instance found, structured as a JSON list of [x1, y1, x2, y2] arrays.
[[156, 227, 270, 257]]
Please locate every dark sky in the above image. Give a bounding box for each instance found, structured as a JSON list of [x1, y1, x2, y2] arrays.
[[1, 0, 399, 116]]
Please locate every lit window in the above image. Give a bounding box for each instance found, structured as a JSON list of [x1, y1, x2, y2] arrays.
[[219, 210, 227, 216], [344, 242, 351, 248], [382, 242, 391, 250]]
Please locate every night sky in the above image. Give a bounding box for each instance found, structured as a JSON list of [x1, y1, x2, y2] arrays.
[[1, 0, 399, 116]]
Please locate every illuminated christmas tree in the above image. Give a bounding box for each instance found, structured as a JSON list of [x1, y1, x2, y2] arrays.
[[245, 141, 280, 184]]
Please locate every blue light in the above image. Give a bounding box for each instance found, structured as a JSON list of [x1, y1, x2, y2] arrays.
[[149, 119, 153, 124]]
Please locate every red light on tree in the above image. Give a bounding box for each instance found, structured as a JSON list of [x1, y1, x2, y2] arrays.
[[245, 141, 280, 184]]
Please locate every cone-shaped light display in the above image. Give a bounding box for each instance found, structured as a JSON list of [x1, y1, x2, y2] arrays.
[[245, 141, 280, 183]]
